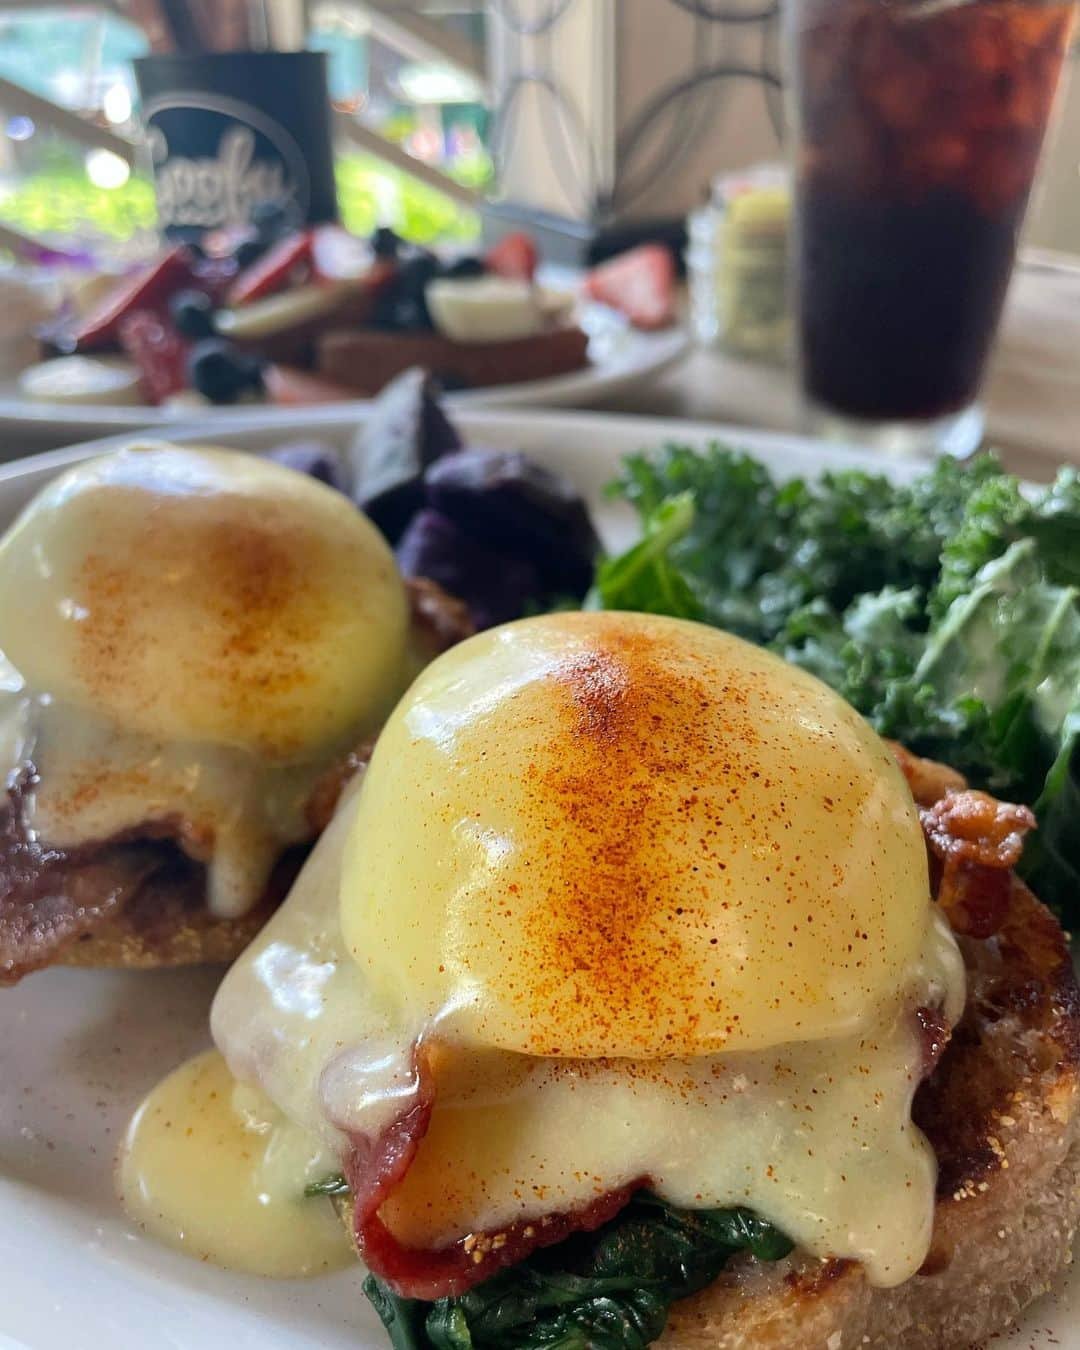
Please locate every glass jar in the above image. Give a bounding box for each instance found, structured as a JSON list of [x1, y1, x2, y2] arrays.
[[686, 164, 792, 362]]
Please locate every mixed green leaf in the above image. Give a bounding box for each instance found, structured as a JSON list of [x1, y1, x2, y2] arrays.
[[304, 1172, 351, 1199], [593, 447, 1080, 914], [362, 1193, 792, 1350]]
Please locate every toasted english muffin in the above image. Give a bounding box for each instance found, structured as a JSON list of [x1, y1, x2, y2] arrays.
[[3, 576, 472, 982]]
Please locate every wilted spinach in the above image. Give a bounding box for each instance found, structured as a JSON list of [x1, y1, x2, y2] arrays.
[[361, 1193, 791, 1350]]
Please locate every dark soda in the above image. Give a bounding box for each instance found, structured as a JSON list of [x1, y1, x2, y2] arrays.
[[790, 0, 1076, 423]]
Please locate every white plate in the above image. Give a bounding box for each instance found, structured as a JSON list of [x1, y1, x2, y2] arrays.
[[0, 408, 1074, 1350], [0, 319, 690, 454]]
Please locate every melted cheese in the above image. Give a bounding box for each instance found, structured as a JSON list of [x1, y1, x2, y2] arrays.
[[343, 613, 934, 1057], [118, 1048, 352, 1278], [0, 443, 409, 916]]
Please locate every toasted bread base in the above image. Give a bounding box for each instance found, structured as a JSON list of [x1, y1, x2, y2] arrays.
[[53, 891, 280, 972], [316, 324, 590, 396], [660, 875, 1080, 1348], [660, 1137, 1080, 1349]]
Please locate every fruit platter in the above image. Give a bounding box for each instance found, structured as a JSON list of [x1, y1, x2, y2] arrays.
[[1, 205, 686, 435]]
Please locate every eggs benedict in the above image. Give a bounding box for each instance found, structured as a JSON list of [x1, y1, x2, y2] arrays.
[[119, 612, 1080, 1349], [0, 442, 470, 983]]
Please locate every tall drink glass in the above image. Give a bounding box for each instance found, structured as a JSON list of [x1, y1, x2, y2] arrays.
[[786, 0, 1076, 456]]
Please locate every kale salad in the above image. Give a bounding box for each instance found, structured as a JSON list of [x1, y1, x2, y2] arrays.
[[593, 447, 1080, 918]]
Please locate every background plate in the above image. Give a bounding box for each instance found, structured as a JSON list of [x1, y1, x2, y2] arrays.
[[0, 407, 1074, 1349], [0, 321, 690, 455]]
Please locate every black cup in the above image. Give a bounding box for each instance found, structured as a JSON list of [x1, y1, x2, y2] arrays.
[[135, 51, 338, 238]]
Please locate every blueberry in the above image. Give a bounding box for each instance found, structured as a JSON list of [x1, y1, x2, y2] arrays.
[[368, 291, 400, 331], [384, 295, 434, 332], [168, 289, 216, 340], [251, 198, 300, 242], [234, 236, 267, 269], [187, 339, 264, 405], [370, 255, 441, 333], [441, 256, 486, 280], [398, 255, 441, 322], [372, 226, 402, 260]]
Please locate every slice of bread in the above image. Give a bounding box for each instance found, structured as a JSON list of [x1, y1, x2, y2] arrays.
[[53, 851, 295, 973], [315, 324, 590, 396]]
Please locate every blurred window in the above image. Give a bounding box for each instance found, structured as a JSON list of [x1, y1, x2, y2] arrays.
[[0, 2, 486, 253]]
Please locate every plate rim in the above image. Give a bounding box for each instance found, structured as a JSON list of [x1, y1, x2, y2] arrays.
[[0, 326, 691, 433], [0, 402, 920, 495]]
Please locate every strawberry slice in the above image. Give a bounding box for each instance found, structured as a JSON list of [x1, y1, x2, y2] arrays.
[[264, 364, 357, 406], [118, 310, 189, 405], [69, 245, 196, 352], [485, 231, 539, 282], [227, 230, 315, 306], [584, 244, 676, 330]]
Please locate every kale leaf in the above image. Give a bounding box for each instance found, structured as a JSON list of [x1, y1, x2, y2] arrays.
[[598, 446, 1080, 916], [363, 1195, 792, 1350], [304, 1172, 351, 1198], [592, 492, 700, 621]]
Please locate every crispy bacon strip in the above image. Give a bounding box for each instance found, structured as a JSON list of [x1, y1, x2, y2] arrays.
[[921, 790, 1036, 871], [345, 1046, 641, 1300], [407, 576, 475, 663], [934, 861, 1014, 940], [889, 742, 967, 809], [889, 743, 1038, 940], [919, 789, 1036, 940], [305, 744, 374, 836]]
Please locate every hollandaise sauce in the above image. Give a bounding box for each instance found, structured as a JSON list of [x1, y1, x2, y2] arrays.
[[117, 1049, 352, 1278]]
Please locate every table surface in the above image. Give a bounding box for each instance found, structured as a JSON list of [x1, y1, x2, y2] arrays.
[[594, 255, 1080, 484]]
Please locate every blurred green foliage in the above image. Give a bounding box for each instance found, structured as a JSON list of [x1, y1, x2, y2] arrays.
[[336, 153, 482, 243], [0, 165, 157, 241], [0, 151, 481, 245]]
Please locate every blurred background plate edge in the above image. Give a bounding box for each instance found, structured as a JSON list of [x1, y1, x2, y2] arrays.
[[0, 326, 692, 456]]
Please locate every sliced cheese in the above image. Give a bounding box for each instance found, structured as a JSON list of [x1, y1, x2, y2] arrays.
[[425, 276, 542, 343], [215, 283, 354, 341], [19, 355, 144, 406]]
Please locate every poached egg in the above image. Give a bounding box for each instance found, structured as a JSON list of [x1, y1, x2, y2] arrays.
[[0, 442, 409, 918], [124, 611, 965, 1286]]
